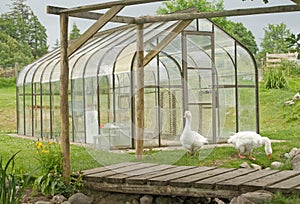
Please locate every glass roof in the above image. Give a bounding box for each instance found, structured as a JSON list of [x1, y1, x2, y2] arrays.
[[17, 18, 255, 87]]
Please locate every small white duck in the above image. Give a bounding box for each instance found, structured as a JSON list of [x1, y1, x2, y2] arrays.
[[228, 131, 272, 160], [180, 111, 208, 156]]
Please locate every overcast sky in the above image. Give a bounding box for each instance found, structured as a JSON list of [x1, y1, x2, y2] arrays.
[[0, 0, 299, 50]]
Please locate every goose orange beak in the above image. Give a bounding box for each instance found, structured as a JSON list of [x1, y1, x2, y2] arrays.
[[267, 154, 272, 159]]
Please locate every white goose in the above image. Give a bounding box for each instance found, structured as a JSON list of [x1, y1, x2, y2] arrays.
[[228, 131, 272, 160], [180, 111, 208, 156]]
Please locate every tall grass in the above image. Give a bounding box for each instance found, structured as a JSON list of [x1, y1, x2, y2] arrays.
[[0, 151, 31, 204]]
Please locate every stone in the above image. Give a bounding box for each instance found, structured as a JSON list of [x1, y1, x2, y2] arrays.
[[271, 161, 283, 169], [292, 155, 300, 171], [213, 198, 225, 204], [230, 196, 254, 204], [35, 201, 52, 204], [62, 202, 71, 204], [68, 193, 93, 204], [240, 162, 251, 168], [250, 163, 262, 170], [285, 148, 298, 159], [52, 194, 67, 204], [131, 198, 140, 204], [140, 195, 153, 204], [241, 190, 273, 203]]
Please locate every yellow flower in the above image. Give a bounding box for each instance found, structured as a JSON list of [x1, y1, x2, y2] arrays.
[[43, 145, 46, 149], [42, 150, 49, 154], [48, 141, 53, 145], [36, 142, 43, 149]]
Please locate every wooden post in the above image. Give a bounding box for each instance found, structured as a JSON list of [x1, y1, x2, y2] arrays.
[[60, 13, 70, 184], [135, 24, 144, 159]]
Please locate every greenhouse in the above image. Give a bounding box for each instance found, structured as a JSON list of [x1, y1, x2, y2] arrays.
[[16, 17, 258, 149]]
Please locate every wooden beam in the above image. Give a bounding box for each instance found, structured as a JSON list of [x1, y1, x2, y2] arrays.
[[59, 13, 70, 184], [135, 24, 144, 160], [47, 6, 135, 24], [67, 5, 124, 57], [53, 0, 168, 14], [135, 5, 300, 23], [143, 20, 192, 67]]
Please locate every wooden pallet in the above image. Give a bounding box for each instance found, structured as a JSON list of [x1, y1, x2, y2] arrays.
[[82, 162, 300, 199]]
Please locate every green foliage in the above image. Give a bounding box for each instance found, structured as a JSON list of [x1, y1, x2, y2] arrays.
[[285, 33, 300, 58], [0, 33, 34, 67], [33, 141, 83, 197], [264, 69, 288, 89], [0, 0, 48, 63], [259, 23, 292, 61], [156, 0, 258, 54], [262, 192, 300, 204], [0, 151, 31, 204], [69, 23, 81, 41], [0, 77, 16, 88]]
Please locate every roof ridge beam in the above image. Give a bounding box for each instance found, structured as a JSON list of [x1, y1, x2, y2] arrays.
[[135, 5, 300, 24], [53, 0, 168, 14], [47, 6, 135, 24]]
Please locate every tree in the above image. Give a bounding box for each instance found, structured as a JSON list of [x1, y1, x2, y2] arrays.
[[69, 23, 81, 41], [0, 32, 34, 68], [157, 0, 258, 54], [260, 23, 291, 55], [286, 33, 300, 59], [0, 0, 48, 59]]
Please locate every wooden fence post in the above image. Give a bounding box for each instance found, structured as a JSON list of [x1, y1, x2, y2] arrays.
[[60, 13, 70, 184], [135, 24, 144, 159]]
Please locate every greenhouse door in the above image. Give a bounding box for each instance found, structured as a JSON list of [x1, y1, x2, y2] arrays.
[[182, 32, 217, 143]]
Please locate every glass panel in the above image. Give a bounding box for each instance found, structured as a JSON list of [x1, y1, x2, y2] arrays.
[[33, 83, 42, 137], [215, 46, 235, 85], [187, 35, 212, 68], [114, 43, 135, 73], [51, 81, 61, 140], [218, 88, 236, 138], [84, 77, 99, 143], [160, 88, 182, 146], [24, 84, 32, 135], [237, 45, 255, 85], [42, 82, 51, 138], [17, 86, 24, 134], [17, 64, 31, 86], [238, 88, 256, 131], [198, 19, 213, 32], [41, 59, 59, 83], [71, 78, 84, 143], [214, 26, 235, 60]]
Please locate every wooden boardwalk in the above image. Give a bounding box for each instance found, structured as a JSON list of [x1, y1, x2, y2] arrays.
[[83, 162, 300, 199]]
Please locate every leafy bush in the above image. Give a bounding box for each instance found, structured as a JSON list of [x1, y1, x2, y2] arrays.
[[278, 60, 300, 76], [33, 141, 83, 197], [264, 69, 288, 89], [0, 151, 31, 204], [0, 77, 16, 89]]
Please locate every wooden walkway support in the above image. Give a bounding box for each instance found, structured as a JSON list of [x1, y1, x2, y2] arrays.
[[83, 162, 300, 199]]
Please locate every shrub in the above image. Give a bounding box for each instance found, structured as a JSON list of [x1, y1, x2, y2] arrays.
[[264, 69, 288, 89], [33, 141, 83, 197], [0, 77, 16, 89]]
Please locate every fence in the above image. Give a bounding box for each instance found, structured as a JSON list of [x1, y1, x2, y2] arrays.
[[266, 52, 300, 67]]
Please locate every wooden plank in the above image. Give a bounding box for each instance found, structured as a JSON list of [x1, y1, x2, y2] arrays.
[[169, 168, 232, 188], [84, 162, 157, 182], [54, 0, 168, 14], [126, 166, 191, 185], [241, 170, 300, 192], [82, 162, 139, 175], [148, 166, 214, 186], [267, 174, 300, 193], [67, 5, 124, 57], [47, 6, 135, 24], [143, 20, 192, 67], [217, 169, 278, 191], [104, 164, 171, 184], [194, 168, 257, 189], [135, 5, 300, 24]]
